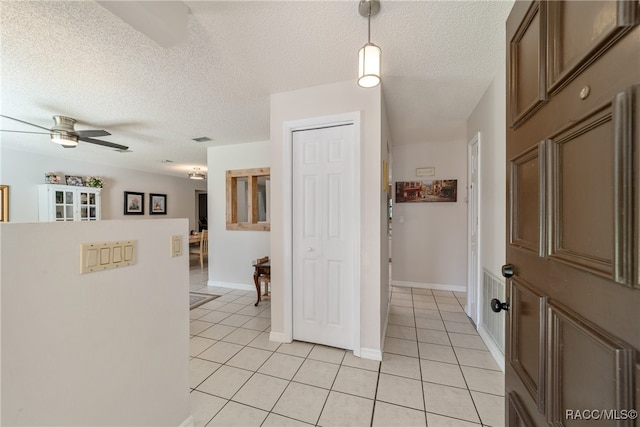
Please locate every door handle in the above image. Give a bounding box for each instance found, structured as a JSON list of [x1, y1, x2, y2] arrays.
[[490, 298, 509, 313], [501, 264, 515, 278]]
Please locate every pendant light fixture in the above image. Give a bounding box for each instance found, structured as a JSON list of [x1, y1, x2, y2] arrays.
[[188, 167, 206, 180], [357, 0, 381, 88]]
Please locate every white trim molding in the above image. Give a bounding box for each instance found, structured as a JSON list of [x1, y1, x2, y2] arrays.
[[392, 280, 466, 293], [179, 415, 195, 427], [207, 280, 254, 291], [269, 331, 290, 343], [359, 347, 383, 361], [478, 326, 506, 372]]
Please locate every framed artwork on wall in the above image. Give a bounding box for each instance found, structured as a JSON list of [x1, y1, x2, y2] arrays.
[[124, 191, 144, 215], [0, 185, 8, 222], [149, 193, 167, 215], [395, 180, 457, 203], [65, 175, 84, 186]]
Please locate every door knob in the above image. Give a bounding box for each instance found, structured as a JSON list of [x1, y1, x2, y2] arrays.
[[501, 264, 515, 278], [490, 298, 509, 313]]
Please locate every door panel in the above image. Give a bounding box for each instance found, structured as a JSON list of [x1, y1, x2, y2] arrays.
[[510, 141, 546, 256], [505, 1, 639, 425], [292, 124, 355, 350], [547, 301, 635, 426], [548, 102, 615, 278], [508, 392, 536, 427], [508, 278, 546, 412], [547, 0, 637, 94], [509, 1, 547, 128]]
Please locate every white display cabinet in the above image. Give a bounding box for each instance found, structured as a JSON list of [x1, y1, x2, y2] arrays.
[[39, 184, 102, 222]]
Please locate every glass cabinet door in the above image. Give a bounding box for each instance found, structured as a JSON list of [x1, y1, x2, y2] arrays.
[[55, 190, 75, 221], [78, 190, 99, 221]]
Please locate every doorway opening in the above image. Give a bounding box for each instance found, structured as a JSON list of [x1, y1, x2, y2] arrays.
[[196, 190, 208, 232]]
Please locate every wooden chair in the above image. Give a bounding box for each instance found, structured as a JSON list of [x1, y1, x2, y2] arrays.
[[189, 229, 208, 269], [255, 256, 270, 299]]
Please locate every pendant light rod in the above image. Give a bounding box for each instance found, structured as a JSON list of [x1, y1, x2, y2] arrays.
[[358, 0, 380, 19], [357, 0, 381, 89]]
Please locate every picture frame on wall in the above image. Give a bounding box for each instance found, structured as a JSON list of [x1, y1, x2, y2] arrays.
[[65, 175, 84, 186], [124, 191, 144, 215], [149, 193, 167, 215], [395, 179, 458, 203], [0, 185, 8, 222]]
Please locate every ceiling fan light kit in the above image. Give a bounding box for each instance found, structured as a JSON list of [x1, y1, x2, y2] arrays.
[[0, 114, 129, 151], [188, 168, 206, 180], [357, 0, 381, 88], [50, 132, 78, 147]]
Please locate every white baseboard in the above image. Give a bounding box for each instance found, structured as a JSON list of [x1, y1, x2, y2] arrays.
[[359, 347, 382, 361], [269, 331, 291, 343], [179, 415, 194, 427], [392, 280, 466, 293], [381, 296, 391, 354], [478, 326, 505, 372], [207, 280, 254, 291]]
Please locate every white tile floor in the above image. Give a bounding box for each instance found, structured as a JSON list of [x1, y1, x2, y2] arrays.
[[189, 264, 505, 426]]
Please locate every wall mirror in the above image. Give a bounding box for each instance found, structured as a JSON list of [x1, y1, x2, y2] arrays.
[[226, 168, 270, 231]]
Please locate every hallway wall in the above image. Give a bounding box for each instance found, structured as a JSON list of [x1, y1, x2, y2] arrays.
[[391, 136, 468, 291], [466, 74, 507, 280], [206, 141, 271, 289]]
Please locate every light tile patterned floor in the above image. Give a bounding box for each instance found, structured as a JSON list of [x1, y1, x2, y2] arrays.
[[189, 265, 505, 426]]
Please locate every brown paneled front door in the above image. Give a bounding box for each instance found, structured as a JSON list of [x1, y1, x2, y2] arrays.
[[503, 1, 639, 425]]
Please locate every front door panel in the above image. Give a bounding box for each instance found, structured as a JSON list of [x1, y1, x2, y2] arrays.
[[505, 1, 639, 425]]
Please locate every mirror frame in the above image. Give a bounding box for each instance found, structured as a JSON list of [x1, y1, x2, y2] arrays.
[[226, 167, 270, 231], [0, 185, 8, 222]]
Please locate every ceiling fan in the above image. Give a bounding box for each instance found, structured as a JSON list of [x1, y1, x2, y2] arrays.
[[0, 115, 129, 150]]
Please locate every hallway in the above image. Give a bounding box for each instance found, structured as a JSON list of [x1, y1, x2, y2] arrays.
[[189, 265, 504, 426]]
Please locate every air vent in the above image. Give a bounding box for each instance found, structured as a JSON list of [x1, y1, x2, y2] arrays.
[[192, 136, 212, 143]]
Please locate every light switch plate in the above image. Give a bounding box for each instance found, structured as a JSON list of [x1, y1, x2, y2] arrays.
[[171, 235, 182, 257], [81, 240, 137, 274]]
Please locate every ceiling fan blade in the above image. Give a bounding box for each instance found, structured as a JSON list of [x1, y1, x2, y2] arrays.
[[0, 129, 52, 135], [71, 129, 111, 138], [0, 114, 52, 132], [79, 136, 129, 151]]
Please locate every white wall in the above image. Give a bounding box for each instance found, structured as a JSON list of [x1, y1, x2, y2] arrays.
[[391, 134, 468, 291], [0, 219, 191, 426], [270, 79, 386, 358], [0, 147, 206, 229], [466, 49, 507, 281], [380, 93, 391, 343], [206, 141, 270, 288]]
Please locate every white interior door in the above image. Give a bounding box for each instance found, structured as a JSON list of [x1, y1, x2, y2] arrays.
[[467, 134, 480, 324], [292, 124, 355, 350]]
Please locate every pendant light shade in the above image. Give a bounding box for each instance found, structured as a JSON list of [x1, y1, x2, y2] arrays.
[[358, 43, 381, 88], [357, 0, 381, 88]]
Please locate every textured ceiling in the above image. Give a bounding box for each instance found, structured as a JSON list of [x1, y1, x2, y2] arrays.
[[0, 1, 513, 178]]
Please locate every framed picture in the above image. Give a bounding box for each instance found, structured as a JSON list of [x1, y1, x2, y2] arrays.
[[395, 179, 458, 203], [65, 175, 84, 186], [124, 191, 144, 215], [416, 167, 435, 177], [149, 193, 167, 215], [0, 185, 8, 222]]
